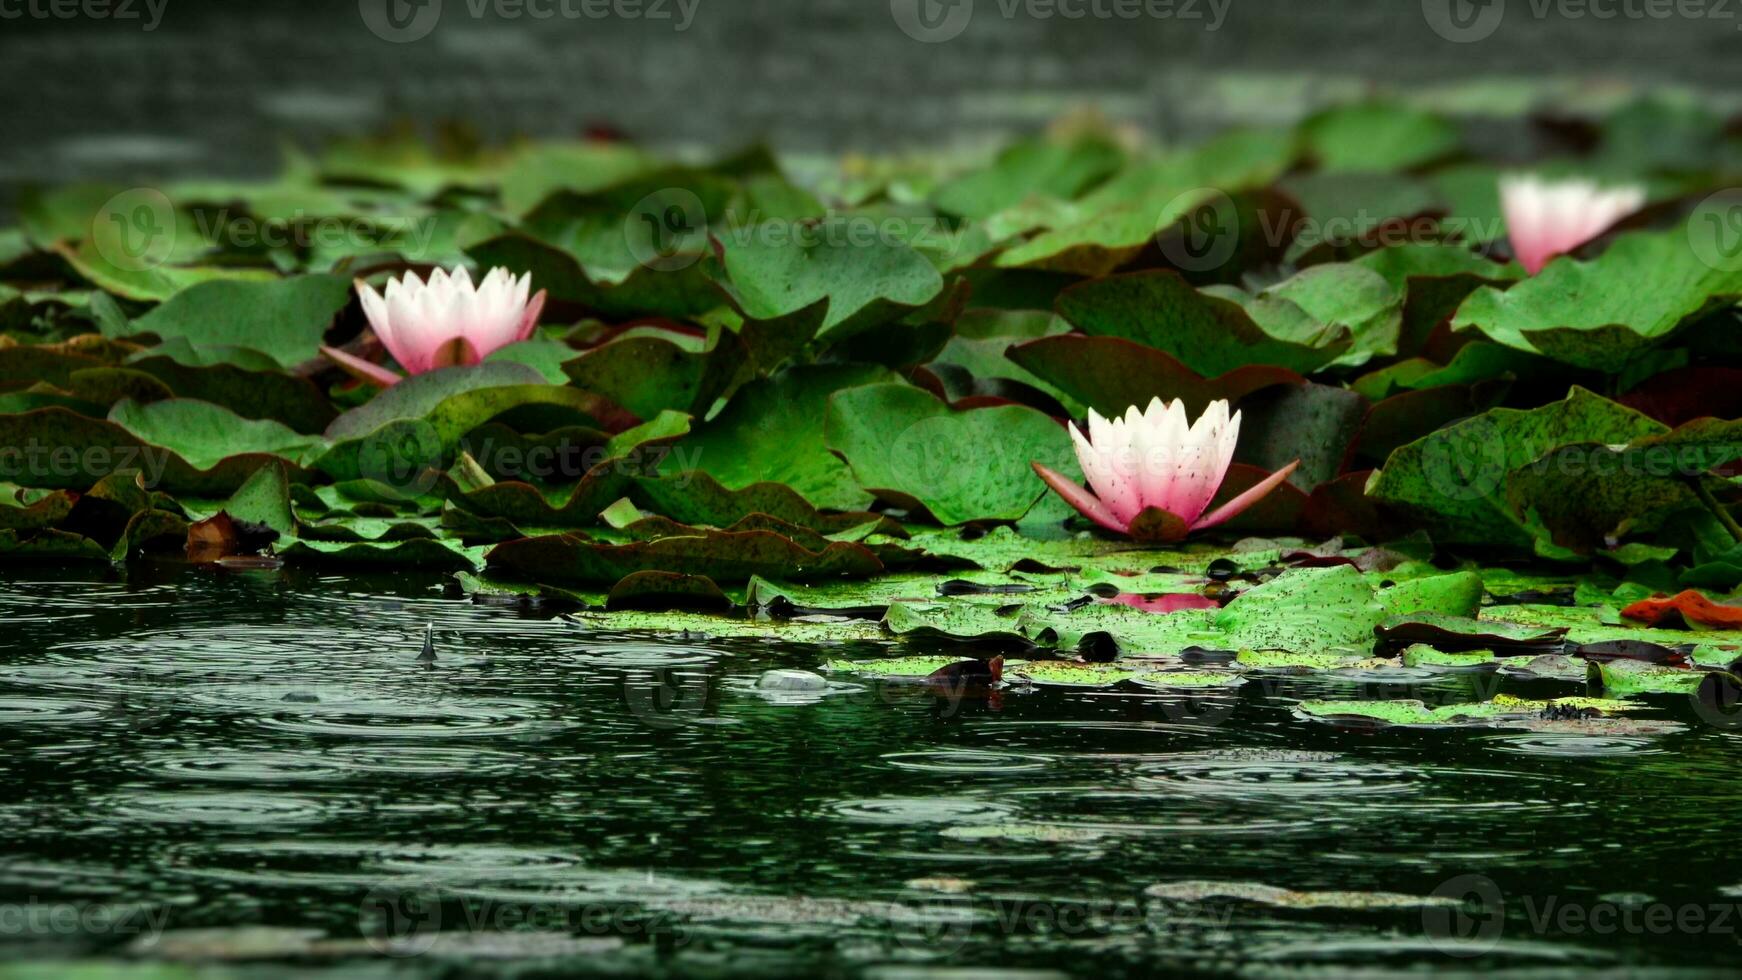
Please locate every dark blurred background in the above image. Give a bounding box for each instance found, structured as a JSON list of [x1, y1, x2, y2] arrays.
[[1, 0, 1738, 195]]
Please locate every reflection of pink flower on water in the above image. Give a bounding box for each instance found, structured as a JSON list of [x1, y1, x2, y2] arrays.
[[1100, 593, 1220, 614], [1500, 175, 1646, 275], [322, 266, 546, 386], [1032, 398, 1298, 541]]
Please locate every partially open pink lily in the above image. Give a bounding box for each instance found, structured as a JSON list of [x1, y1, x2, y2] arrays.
[[1032, 398, 1300, 542], [1500, 175, 1646, 275], [321, 266, 547, 386]]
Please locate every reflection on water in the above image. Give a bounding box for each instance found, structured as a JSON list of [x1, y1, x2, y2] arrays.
[[1, 565, 1741, 977]]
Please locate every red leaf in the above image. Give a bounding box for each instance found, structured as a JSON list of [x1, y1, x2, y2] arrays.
[[1099, 594, 1219, 614], [1620, 590, 1742, 630]]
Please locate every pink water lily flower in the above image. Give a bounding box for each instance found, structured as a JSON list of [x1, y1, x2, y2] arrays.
[[1032, 398, 1300, 542], [1500, 175, 1646, 275], [321, 266, 547, 386]]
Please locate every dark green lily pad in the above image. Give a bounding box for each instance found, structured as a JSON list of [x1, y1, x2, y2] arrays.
[[119, 275, 352, 368], [665, 364, 895, 511], [824, 383, 1075, 525], [1367, 388, 1667, 548], [1453, 229, 1742, 370], [1057, 270, 1350, 377], [486, 529, 884, 586]]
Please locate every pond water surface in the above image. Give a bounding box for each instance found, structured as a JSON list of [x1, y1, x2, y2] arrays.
[[1, 566, 1739, 978]]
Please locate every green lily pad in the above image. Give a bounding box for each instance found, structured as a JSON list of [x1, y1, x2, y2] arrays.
[[1453, 229, 1742, 369], [1296, 694, 1640, 729], [109, 399, 321, 471], [1298, 102, 1462, 173], [123, 355, 336, 434], [1215, 566, 1385, 656], [1004, 660, 1150, 688], [1400, 645, 1496, 670], [666, 364, 895, 511], [824, 383, 1075, 525], [713, 219, 945, 343], [1376, 571, 1485, 619], [1235, 649, 1392, 672], [995, 128, 1295, 274], [1367, 388, 1667, 548], [1005, 334, 1302, 419], [1203, 264, 1404, 367], [465, 231, 722, 321], [563, 329, 745, 420], [277, 537, 484, 569], [566, 609, 889, 645], [486, 529, 884, 586], [1588, 658, 1729, 696], [821, 656, 972, 679], [1129, 671, 1247, 690], [119, 275, 352, 368], [1057, 270, 1349, 377]]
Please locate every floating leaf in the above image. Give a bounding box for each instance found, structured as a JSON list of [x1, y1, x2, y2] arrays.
[[120, 275, 353, 368], [667, 364, 895, 511], [1057, 271, 1349, 377], [487, 529, 884, 586], [1367, 388, 1666, 548], [824, 383, 1075, 525], [1214, 566, 1385, 656], [1297, 694, 1639, 730], [1452, 229, 1742, 369]]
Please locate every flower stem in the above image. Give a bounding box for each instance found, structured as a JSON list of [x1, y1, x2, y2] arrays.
[[1691, 478, 1742, 545]]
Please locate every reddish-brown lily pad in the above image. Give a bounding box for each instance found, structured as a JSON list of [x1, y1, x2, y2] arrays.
[[1004, 334, 1301, 418], [1621, 590, 1742, 630]]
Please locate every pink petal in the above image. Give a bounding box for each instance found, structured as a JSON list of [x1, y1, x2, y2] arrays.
[[320, 345, 403, 388], [517, 289, 547, 342], [1191, 459, 1301, 532], [1033, 462, 1127, 534], [1160, 399, 1228, 525], [1071, 421, 1140, 524]]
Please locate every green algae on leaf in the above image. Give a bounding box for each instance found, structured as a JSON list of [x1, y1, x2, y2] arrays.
[[821, 656, 973, 680], [1296, 694, 1642, 730], [1214, 565, 1385, 656]]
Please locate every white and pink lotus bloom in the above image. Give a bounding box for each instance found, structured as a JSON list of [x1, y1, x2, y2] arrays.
[[1500, 175, 1646, 275], [321, 266, 547, 386], [1032, 398, 1299, 542]]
